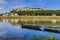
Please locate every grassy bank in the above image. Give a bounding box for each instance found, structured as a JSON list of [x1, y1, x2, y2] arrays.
[[0, 16, 60, 20]]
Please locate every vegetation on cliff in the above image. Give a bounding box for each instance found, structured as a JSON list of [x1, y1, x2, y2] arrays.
[[11, 10, 60, 16]]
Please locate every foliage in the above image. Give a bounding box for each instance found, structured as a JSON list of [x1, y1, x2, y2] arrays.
[[10, 10, 60, 16], [23, 35, 59, 40], [47, 37, 58, 40]]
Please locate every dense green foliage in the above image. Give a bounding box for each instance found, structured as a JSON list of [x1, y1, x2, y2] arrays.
[[47, 37, 58, 40], [23, 35, 59, 40], [11, 10, 60, 16]]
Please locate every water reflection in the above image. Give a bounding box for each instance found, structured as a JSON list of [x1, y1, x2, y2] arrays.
[[0, 19, 60, 39], [0, 19, 60, 26]]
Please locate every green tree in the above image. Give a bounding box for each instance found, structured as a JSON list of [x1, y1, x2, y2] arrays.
[[47, 37, 58, 40]]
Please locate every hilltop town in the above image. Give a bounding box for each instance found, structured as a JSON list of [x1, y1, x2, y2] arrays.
[[0, 7, 60, 16], [0, 7, 45, 16]]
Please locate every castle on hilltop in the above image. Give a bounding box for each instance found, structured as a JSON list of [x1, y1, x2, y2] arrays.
[[15, 7, 45, 11], [2, 7, 46, 16]]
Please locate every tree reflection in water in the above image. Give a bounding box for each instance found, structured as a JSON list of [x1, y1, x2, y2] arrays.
[[0, 19, 60, 26]]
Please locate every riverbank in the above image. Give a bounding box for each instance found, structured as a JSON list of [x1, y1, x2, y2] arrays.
[[0, 16, 60, 20]]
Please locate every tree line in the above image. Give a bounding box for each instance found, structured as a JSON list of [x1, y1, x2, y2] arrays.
[[11, 10, 60, 16]]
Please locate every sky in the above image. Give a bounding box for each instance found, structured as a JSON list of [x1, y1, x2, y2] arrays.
[[0, 0, 60, 13]]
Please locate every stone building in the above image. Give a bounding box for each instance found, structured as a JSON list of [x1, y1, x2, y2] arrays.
[[15, 7, 41, 11]]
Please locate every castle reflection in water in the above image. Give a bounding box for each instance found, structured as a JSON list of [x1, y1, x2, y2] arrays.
[[0, 19, 60, 40], [1, 19, 60, 26]]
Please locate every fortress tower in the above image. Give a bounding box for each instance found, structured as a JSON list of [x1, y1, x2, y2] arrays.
[[44, 6, 46, 10]]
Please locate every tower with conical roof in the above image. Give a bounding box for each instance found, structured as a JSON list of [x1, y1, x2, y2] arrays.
[[43, 0, 46, 10], [44, 6, 46, 10]]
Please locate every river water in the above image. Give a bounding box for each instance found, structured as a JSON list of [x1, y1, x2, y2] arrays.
[[0, 19, 60, 39]]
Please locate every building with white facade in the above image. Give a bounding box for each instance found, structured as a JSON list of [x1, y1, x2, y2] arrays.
[[21, 7, 40, 11], [15, 7, 41, 11]]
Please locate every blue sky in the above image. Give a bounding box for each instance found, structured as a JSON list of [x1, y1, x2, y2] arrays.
[[0, 0, 60, 13]]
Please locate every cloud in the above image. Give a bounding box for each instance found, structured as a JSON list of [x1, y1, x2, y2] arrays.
[[0, 0, 7, 4], [0, 7, 3, 12], [0, 8, 2, 10]]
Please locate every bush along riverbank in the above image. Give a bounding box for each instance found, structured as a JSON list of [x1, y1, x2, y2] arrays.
[[22, 35, 59, 40], [0, 35, 59, 40]]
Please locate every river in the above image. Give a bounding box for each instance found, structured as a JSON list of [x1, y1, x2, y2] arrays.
[[0, 19, 60, 40]]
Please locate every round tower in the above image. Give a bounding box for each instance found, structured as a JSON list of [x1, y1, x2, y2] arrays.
[[44, 6, 46, 10]]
